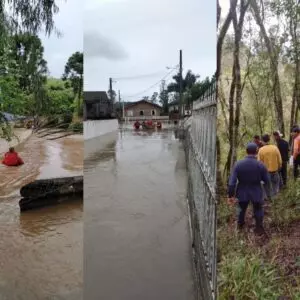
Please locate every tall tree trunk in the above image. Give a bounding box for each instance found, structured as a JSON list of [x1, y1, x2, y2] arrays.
[[217, 0, 221, 28], [249, 0, 285, 135], [216, 0, 237, 80], [231, 0, 248, 169]]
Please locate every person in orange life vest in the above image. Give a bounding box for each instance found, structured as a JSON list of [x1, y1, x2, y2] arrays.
[[2, 147, 24, 166]]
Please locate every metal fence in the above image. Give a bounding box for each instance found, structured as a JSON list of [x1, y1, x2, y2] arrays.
[[183, 81, 217, 300]]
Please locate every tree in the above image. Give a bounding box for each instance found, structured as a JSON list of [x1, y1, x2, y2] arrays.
[[1, 0, 59, 36], [0, 0, 61, 140], [167, 70, 199, 94], [45, 78, 74, 115], [159, 80, 169, 114], [62, 52, 83, 116], [249, 0, 285, 135], [269, 0, 300, 135], [150, 92, 158, 103], [9, 33, 48, 93], [190, 77, 214, 100]]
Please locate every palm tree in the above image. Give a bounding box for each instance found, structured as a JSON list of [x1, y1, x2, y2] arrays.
[[167, 70, 199, 94]]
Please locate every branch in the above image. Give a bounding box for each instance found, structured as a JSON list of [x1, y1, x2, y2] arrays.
[[216, 0, 237, 80]]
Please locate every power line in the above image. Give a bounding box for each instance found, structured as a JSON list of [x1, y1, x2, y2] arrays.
[[122, 68, 177, 99], [113, 70, 168, 81]]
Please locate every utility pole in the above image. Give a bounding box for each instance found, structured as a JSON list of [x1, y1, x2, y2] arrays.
[[118, 90, 122, 119], [179, 49, 183, 119], [109, 77, 113, 102], [109, 77, 115, 117]]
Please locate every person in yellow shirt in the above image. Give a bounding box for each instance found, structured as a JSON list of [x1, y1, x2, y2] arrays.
[[257, 134, 282, 199]]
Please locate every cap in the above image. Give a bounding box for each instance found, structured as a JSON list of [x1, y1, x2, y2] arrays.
[[292, 127, 300, 133], [246, 142, 258, 154], [273, 130, 283, 137]]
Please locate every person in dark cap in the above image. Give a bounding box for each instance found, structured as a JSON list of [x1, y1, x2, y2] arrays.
[[257, 134, 282, 199], [228, 142, 270, 234], [273, 131, 289, 187]]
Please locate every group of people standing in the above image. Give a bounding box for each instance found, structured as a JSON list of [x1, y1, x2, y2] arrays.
[[227, 127, 300, 235]]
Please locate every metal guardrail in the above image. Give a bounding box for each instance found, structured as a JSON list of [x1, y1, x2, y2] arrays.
[[184, 81, 217, 300]]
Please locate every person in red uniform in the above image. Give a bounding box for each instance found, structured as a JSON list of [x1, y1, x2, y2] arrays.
[[2, 147, 24, 166], [134, 120, 140, 129], [146, 120, 153, 128]]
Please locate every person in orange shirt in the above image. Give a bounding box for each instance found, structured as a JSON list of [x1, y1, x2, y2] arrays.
[[292, 127, 300, 179], [2, 147, 24, 166]]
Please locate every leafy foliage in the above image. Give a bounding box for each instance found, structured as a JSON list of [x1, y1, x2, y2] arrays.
[[62, 52, 83, 116]]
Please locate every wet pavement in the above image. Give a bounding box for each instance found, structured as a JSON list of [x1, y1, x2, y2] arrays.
[[0, 134, 83, 300], [84, 130, 195, 300]]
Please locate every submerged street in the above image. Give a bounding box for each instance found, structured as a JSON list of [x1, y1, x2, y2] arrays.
[[84, 130, 195, 300], [0, 134, 83, 300]]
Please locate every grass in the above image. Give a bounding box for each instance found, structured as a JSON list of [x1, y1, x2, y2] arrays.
[[217, 180, 300, 299]]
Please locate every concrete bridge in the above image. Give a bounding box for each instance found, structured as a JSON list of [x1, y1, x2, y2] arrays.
[[84, 82, 217, 300]]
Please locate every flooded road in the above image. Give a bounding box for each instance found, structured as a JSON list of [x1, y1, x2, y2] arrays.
[[0, 134, 83, 300], [84, 130, 195, 300]]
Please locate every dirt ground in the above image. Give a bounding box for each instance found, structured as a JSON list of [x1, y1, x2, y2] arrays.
[[224, 201, 300, 287]]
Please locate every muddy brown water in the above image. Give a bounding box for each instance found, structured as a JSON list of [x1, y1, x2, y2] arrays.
[[0, 134, 83, 300], [84, 130, 195, 300]]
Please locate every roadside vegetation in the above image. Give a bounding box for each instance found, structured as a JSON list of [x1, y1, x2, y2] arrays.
[[0, 1, 83, 140], [217, 0, 300, 298]]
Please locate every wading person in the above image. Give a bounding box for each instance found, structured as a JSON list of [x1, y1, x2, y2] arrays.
[[228, 143, 270, 234], [2, 147, 24, 166], [292, 127, 300, 179], [273, 131, 289, 187], [257, 134, 282, 199]]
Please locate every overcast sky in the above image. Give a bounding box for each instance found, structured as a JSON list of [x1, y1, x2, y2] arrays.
[[41, 0, 216, 101], [40, 0, 83, 79], [84, 0, 216, 101]]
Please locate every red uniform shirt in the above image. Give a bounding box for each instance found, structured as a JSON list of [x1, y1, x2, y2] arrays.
[[2, 152, 24, 166]]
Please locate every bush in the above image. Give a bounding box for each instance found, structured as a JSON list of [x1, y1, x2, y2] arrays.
[[69, 122, 83, 133], [62, 113, 73, 124]]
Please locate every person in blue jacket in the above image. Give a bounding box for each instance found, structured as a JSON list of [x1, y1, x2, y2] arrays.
[[227, 142, 270, 234]]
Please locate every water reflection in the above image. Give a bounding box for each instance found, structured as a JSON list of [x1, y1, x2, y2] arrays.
[[84, 141, 116, 170], [84, 130, 194, 300], [0, 134, 83, 300]]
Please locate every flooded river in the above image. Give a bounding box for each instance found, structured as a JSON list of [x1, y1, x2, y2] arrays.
[[0, 134, 83, 300], [84, 130, 194, 300]]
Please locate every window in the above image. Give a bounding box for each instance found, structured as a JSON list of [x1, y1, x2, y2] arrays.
[[139, 110, 144, 116], [152, 110, 155, 116], [127, 110, 133, 117]]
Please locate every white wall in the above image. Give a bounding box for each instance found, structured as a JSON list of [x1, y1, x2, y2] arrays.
[[84, 119, 118, 140], [84, 119, 119, 159]]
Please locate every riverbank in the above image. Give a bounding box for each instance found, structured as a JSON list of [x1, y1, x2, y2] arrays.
[[0, 128, 32, 155], [0, 133, 83, 299]]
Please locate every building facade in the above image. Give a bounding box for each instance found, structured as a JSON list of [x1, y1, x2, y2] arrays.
[[84, 91, 113, 120], [124, 100, 162, 117]]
